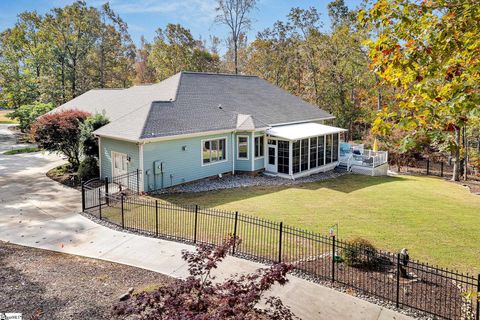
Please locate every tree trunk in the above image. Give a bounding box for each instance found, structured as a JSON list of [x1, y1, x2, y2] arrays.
[[234, 37, 238, 75], [72, 58, 77, 98], [451, 128, 461, 181], [463, 126, 468, 181]]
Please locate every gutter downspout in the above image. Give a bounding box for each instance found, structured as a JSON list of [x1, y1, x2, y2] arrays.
[[98, 136, 102, 178]]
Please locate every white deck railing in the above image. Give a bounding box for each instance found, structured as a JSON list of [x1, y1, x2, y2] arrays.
[[343, 149, 388, 171]]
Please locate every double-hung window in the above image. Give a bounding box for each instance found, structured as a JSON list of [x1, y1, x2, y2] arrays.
[[254, 136, 264, 158], [237, 136, 249, 159], [202, 138, 226, 165]]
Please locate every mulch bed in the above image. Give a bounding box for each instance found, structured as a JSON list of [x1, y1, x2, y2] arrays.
[[0, 241, 173, 319], [46, 165, 82, 190], [294, 255, 474, 319]]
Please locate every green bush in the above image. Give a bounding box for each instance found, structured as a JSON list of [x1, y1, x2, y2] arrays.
[[77, 157, 99, 181], [80, 113, 109, 159], [8, 102, 55, 132], [341, 237, 384, 270]]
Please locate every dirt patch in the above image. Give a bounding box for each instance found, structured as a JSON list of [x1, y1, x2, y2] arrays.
[[46, 164, 82, 190], [0, 241, 173, 319]]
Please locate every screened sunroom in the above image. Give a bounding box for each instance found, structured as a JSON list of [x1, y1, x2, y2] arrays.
[[264, 123, 347, 179]]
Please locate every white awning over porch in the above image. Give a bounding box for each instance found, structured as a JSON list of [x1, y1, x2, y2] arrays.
[[266, 122, 347, 141]]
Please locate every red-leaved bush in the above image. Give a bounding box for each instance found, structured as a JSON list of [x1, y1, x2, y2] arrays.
[[112, 237, 297, 320], [31, 109, 90, 169]]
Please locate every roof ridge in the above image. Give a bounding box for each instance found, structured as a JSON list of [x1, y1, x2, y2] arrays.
[[181, 71, 258, 78]]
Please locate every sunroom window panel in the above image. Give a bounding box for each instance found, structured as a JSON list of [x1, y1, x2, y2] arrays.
[[333, 133, 339, 162], [278, 140, 289, 174], [292, 141, 300, 174], [300, 139, 309, 172], [318, 136, 325, 166], [326, 134, 333, 164], [310, 137, 318, 169]]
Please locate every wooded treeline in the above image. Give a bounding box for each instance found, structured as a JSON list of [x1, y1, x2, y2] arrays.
[[0, 0, 376, 140], [1, 0, 479, 180]]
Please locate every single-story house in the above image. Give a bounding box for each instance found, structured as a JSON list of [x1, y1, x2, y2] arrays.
[[53, 71, 347, 192]]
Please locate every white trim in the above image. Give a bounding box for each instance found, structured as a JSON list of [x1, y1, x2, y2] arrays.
[[138, 143, 144, 192], [288, 141, 293, 176], [251, 132, 255, 170], [236, 135, 249, 160], [270, 117, 335, 127], [98, 136, 102, 177], [96, 128, 234, 144], [231, 132, 235, 175], [200, 136, 228, 167], [263, 133, 267, 169]]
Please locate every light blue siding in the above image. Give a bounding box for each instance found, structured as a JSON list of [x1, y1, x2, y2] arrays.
[[143, 133, 234, 191], [100, 137, 140, 180]]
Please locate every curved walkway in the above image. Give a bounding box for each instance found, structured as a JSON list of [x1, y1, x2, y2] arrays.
[[0, 124, 413, 320]]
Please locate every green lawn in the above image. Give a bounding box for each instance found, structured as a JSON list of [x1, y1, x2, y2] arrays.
[[3, 147, 41, 155], [155, 174, 480, 273], [0, 110, 16, 124]]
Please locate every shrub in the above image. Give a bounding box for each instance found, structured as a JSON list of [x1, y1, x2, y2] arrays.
[[7, 102, 55, 132], [77, 157, 99, 181], [341, 237, 384, 270], [80, 113, 109, 159], [112, 237, 297, 319], [31, 110, 90, 169]]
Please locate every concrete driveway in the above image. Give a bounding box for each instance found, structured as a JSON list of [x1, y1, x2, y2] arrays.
[[0, 124, 413, 320]]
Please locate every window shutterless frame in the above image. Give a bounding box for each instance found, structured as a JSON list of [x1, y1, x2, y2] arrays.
[[254, 135, 265, 159], [200, 136, 228, 166], [237, 135, 249, 160]]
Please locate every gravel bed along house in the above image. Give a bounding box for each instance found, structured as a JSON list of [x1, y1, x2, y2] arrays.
[[153, 169, 349, 194], [0, 241, 173, 319]]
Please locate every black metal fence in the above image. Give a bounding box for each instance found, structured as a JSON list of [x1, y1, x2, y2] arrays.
[[391, 158, 480, 180], [82, 175, 479, 320]]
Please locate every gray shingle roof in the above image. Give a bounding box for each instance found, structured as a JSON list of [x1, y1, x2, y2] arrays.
[[54, 71, 333, 141]]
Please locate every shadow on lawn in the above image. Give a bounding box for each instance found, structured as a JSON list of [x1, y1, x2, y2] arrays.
[[159, 174, 407, 208]]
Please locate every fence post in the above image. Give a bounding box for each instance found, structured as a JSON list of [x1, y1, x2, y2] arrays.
[[278, 222, 283, 263], [104, 177, 109, 206], [332, 235, 336, 283], [98, 188, 102, 220], [155, 200, 159, 237], [193, 205, 198, 243], [476, 273, 480, 320], [396, 253, 401, 308], [121, 194, 125, 229], [426, 158, 430, 175], [81, 182, 85, 212], [232, 211, 238, 255], [136, 169, 140, 194], [441, 161, 444, 177]]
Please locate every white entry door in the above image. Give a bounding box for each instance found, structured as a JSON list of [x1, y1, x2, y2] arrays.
[[112, 151, 128, 178], [266, 145, 277, 173]]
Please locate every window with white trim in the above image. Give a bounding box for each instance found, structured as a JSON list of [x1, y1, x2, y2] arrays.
[[237, 136, 249, 159], [254, 136, 264, 158], [203, 138, 226, 164]]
